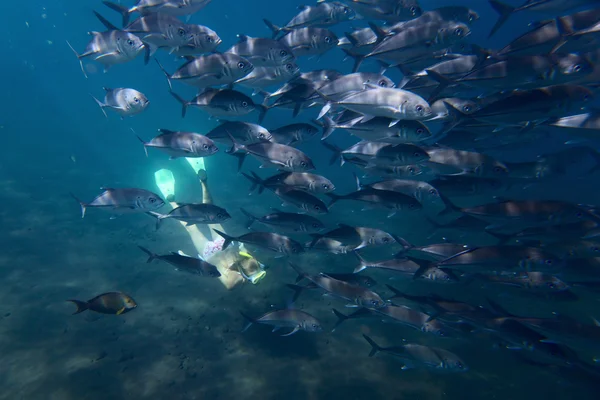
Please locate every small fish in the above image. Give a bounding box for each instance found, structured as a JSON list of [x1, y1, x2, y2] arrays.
[[240, 309, 322, 336], [138, 246, 221, 277], [206, 121, 271, 145], [240, 208, 325, 234], [243, 171, 335, 194], [362, 335, 468, 371], [102, 0, 211, 26], [71, 188, 164, 218], [228, 137, 315, 172], [171, 88, 267, 122], [149, 203, 231, 228], [269, 123, 320, 146], [234, 63, 300, 91], [278, 27, 339, 57], [156, 54, 253, 89], [91, 87, 149, 118], [213, 229, 304, 255], [227, 35, 295, 67], [138, 129, 218, 159], [353, 252, 421, 275], [68, 292, 137, 315], [263, 2, 356, 37], [290, 263, 386, 308], [67, 28, 145, 78], [273, 187, 329, 215]]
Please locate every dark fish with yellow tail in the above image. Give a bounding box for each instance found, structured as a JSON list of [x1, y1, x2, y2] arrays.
[[67, 292, 137, 315]]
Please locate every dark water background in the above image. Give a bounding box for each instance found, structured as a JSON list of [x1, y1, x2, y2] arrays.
[[1, 0, 599, 399]]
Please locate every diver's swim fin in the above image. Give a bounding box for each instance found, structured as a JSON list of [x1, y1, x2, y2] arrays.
[[154, 169, 175, 202]]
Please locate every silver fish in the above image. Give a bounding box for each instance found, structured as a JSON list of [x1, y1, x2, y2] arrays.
[[67, 30, 145, 78], [214, 229, 304, 255], [138, 129, 217, 159], [156, 53, 254, 89], [234, 63, 300, 91], [229, 140, 315, 172], [90, 87, 149, 118], [278, 27, 339, 57], [71, 188, 164, 218], [263, 1, 356, 37], [240, 208, 325, 234], [171, 88, 267, 121], [243, 171, 335, 194], [227, 35, 295, 67], [102, 0, 211, 26], [240, 309, 322, 336], [206, 121, 271, 145], [138, 246, 221, 277], [149, 203, 230, 227]]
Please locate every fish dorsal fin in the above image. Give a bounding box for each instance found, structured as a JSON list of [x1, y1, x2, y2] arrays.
[[298, 5, 309, 10], [237, 34, 251, 42], [158, 128, 176, 135], [102, 87, 112, 92]]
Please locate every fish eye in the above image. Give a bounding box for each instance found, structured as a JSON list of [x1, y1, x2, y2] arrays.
[[237, 62, 246, 68], [429, 189, 437, 195], [416, 128, 425, 134], [149, 198, 156, 203], [300, 161, 307, 167], [325, 36, 331, 43], [494, 166, 503, 173], [593, 246, 600, 252], [127, 39, 134, 46], [280, 50, 288, 57], [408, 167, 415, 173], [382, 237, 390, 243], [413, 151, 422, 157], [574, 64, 582, 72], [545, 259, 553, 265], [378, 79, 387, 87], [241, 101, 249, 107], [463, 105, 472, 112], [410, 6, 418, 15], [415, 105, 424, 113], [178, 28, 186, 36], [203, 144, 209, 149], [217, 213, 224, 219], [547, 282, 556, 289], [456, 361, 463, 369], [455, 28, 464, 36], [286, 63, 293, 70], [312, 223, 320, 228], [322, 183, 329, 189], [314, 205, 320, 210], [409, 203, 416, 209], [258, 133, 265, 138], [584, 94, 591, 101], [343, 8, 349, 14], [207, 36, 214, 42]]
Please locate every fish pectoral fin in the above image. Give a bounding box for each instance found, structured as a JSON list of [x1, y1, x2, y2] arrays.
[[280, 326, 300, 337], [95, 51, 121, 61], [271, 326, 281, 333], [116, 307, 126, 315], [344, 304, 359, 308]]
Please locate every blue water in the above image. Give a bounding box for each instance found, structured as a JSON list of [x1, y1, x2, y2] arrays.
[[1, 1, 600, 399]]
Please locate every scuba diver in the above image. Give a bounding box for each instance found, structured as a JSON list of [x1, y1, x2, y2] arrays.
[[153, 158, 267, 289]]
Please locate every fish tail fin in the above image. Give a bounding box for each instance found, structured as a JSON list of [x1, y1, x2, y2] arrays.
[[352, 251, 368, 273], [488, 0, 515, 38], [308, 233, 322, 249], [340, 48, 364, 73], [239, 208, 257, 229], [66, 40, 88, 79], [136, 136, 149, 157], [331, 308, 348, 332], [385, 284, 405, 300], [317, 101, 332, 120], [262, 19, 281, 39], [67, 299, 89, 315], [257, 104, 268, 124], [321, 141, 342, 166], [93, 10, 118, 31], [437, 193, 463, 217], [169, 91, 188, 118], [224, 132, 247, 171], [154, 59, 174, 91], [425, 69, 454, 103], [241, 172, 264, 194], [325, 193, 342, 208], [551, 16, 575, 54], [102, 1, 130, 27], [70, 192, 87, 218], [145, 211, 166, 230], [239, 311, 256, 332], [391, 234, 413, 251], [137, 245, 158, 263], [89, 94, 108, 118], [285, 283, 305, 303], [362, 334, 382, 357], [316, 116, 335, 140], [213, 229, 234, 250]]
